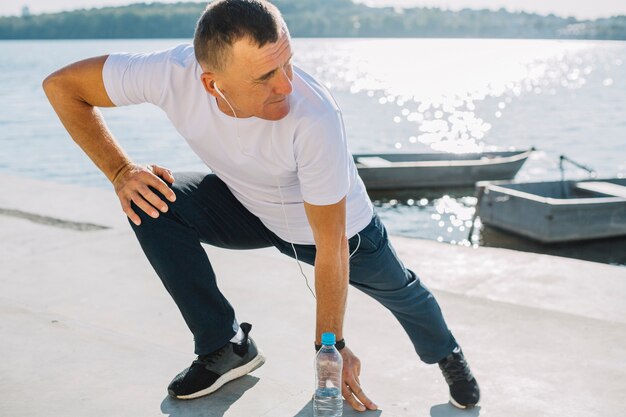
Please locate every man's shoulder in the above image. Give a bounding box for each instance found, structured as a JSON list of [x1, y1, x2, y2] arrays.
[[151, 43, 197, 69], [148, 43, 201, 93], [113, 43, 197, 70], [169, 43, 196, 64], [291, 66, 341, 125], [105, 43, 200, 82]]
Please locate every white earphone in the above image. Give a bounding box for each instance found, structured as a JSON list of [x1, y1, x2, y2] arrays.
[[213, 82, 238, 118], [212, 81, 224, 98]]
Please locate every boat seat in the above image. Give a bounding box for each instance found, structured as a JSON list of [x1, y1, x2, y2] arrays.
[[356, 156, 393, 167], [575, 181, 626, 198]]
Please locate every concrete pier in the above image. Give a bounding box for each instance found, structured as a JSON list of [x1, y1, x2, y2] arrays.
[[1, 173, 625, 417]]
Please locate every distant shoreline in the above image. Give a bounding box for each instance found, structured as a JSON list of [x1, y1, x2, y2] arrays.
[[2, 37, 626, 43], [1, 1, 625, 41]]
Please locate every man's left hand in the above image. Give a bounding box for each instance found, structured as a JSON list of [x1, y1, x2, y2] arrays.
[[340, 346, 378, 412]]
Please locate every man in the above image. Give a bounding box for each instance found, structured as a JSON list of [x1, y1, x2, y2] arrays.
[[43, 0, 479, 411]]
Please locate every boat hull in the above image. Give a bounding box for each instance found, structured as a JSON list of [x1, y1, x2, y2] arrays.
[[477, 178, 626, 243], [355, 150, 531, 190]]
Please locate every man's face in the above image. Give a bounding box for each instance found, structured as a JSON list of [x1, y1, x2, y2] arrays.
[[202, 31, 294, 121]]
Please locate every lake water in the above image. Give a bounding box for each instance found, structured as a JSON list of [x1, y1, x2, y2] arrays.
[[1, 38, 625, 265]]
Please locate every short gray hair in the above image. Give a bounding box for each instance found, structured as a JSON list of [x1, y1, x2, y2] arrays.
[[193, 0, 289, 72]]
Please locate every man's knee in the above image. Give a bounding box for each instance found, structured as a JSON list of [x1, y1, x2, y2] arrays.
[[349, 266, 416, 293], [170, 172, 219, 195], [127, 197, 170, 229]]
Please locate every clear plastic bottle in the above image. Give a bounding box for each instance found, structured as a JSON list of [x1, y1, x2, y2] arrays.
[[314, 332, 343, 417]]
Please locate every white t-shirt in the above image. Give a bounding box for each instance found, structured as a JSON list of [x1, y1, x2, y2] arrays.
[[102, 43, 373, 244]]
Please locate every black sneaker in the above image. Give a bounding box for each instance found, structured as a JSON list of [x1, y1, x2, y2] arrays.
[[168, 323, 265, 399], [438, 346, 480, 409]]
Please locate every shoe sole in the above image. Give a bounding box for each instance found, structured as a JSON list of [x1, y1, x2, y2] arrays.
[[450, 396, 477, 409], [173, 351, 266, 400]]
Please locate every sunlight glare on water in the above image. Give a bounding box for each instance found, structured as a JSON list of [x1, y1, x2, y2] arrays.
[[296, 39, 600, 154]]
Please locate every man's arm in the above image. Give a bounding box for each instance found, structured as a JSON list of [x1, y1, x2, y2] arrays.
[[42, 56, 176, 225], [304, 198, 377, 412]]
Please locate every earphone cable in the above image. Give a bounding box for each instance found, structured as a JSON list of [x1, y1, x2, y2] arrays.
[[214, 84, 317, 299], [275, 176, 316, 300]]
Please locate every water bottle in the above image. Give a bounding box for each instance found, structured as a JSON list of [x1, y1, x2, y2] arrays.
[[314, 332, 343, 417]]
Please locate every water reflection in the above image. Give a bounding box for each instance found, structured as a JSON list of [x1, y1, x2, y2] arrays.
[[480, 226, 626, 266], [369, 187, 479, 248]]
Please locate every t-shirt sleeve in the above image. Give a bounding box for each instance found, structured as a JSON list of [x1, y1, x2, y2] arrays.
[[294, 110, 351, 206], [102, 49, 173, 107]]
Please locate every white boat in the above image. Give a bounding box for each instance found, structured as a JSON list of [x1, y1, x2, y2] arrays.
[[476, 178, 626, 243], [354, 149, 532, 190]]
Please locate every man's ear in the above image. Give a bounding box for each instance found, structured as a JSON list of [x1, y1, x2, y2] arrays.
[[200, 72, 218, 96]]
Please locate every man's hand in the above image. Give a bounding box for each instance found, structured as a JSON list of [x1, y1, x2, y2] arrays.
[[303, 200, 376, 410], [340, 346, 378, 412], [112, 163, 176, 226]]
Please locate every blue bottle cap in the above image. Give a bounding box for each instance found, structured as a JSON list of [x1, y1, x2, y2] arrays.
[[321, 332, 336, 345]]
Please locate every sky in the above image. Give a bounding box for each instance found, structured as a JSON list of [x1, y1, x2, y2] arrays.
[[2, 0, 626, 20]]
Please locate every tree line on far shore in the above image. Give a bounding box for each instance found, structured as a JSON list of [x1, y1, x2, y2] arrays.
[[1, 0, 625, 40]]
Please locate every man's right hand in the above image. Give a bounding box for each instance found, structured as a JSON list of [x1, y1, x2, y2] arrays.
[[43, 56, 178, 226], [43, 55, 169, 222], [112, 163, 177, 226]]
